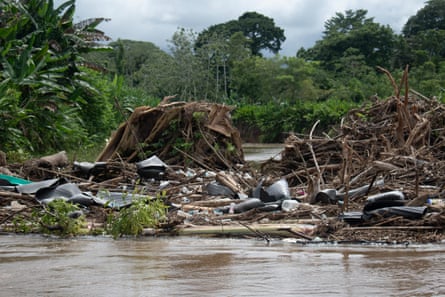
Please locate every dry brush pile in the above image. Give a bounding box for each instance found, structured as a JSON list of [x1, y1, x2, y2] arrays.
[[261, 67, 445, 241], [96, 101, 244, 170]]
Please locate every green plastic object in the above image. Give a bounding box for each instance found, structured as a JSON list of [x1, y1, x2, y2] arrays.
[[0, 174, 32, 185]]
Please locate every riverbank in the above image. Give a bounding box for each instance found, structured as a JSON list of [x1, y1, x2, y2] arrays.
[[1, 161, 443, 244], [1, 93, 445, 243]]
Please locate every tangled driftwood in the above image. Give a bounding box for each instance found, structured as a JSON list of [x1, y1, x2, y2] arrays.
[[268, 67, 445, 210], [96, 101, 244, 170]]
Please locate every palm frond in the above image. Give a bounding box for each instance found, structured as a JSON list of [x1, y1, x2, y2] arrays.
[[74, 18, 111, 31]]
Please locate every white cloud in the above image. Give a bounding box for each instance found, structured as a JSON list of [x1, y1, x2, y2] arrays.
[[58, 0, 426, 56]]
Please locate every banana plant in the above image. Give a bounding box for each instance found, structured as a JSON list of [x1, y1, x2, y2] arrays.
[[0, 0, 111, 152]]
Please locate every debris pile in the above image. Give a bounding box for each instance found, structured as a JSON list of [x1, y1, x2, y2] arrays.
[[96, 101, 244, 169], [261, 69, 445, 242], [0, 78, 445, 243]]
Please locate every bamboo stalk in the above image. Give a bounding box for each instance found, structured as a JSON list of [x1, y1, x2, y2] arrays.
[[0, 191, 32, 199], [175, 223, 315, 237], [343, 226, 442, 231]]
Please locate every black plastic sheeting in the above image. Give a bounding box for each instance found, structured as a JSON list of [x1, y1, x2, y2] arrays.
[[252, 178, 291, 203], [35, 182, 98, 206], [8, 177, 140, 209], [10, 178, 64, 194], [314, 179, 385, 204], [136, 155, 167, 180], [73, 155, 167, 180], [205, 182, 236, 198], [73, 161, 107, 178], [365, 206, 427, 220], [341, 190, 428, 224], [0, 155, 170, 209]]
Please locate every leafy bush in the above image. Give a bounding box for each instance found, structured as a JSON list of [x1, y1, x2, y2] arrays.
[[38, 200, 85, 237], [0, 0, 111, 154], [233, 99, 359, 142], [107, 195, 168, 239]]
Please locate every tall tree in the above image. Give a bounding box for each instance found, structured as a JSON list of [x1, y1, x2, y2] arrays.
[[230, 55, 323, 104], [196, 12, 285, 57], [132, 41, 176, 98], [299, 9, 396, 71], [237, 12, 285, 56], [403, 0, 445, 37], [402, 0, 445, 64], [168, 28, 207, 101]]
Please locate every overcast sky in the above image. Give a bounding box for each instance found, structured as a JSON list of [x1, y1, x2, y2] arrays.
[[58, 0, 426, 56]]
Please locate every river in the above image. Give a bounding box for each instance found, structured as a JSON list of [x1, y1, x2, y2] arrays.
[[1, 144, 445, 296], [0, 235, 444, 297], [243, 143, 283, 162]]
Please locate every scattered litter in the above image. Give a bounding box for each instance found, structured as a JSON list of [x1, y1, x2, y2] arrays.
[[0, 94, 444, 243]]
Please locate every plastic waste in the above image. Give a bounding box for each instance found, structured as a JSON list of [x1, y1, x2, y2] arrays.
[[365, 206, 427, 220], [363, 199, 405, 213], [0, 174, 32, 186], [181, 186, 192, 194], [265, 178, 290, 201], [340, 211, 364, 224], [73, 161, 107, 177], [336, 178, 385, 200], [216, 198, 265, 214], [281, 199, 299, 212], [233, 198, 264, 213], [136, 155, 167, 179], [314, 189, 337, 204], [252, 178, 291, 202], [236, 193, 249, 200], [205, 182, 235, 197], [258, 203, 281, 211], [366, 190, 405, 203], [427, 198, 445, 206], [315, 179, 386, 204], [363, 190, 406, 212], [229, 203, 235, 214], [159, 181, 170, 189]]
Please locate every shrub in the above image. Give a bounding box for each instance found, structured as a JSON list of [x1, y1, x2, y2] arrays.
[[107, 195, 168, 239]]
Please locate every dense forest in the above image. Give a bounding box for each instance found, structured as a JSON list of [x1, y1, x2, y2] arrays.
[[1, 0, 445, 160]]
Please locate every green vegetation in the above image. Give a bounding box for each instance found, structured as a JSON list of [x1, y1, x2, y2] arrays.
[[106, 195, 168, 239], [195, 11, 285, 57], [2, 0, 445, 155], [10, 199, 84, 237], [7, 195, 168, 238], [38, 200, 85, 236], [0, 0, 112, 154]]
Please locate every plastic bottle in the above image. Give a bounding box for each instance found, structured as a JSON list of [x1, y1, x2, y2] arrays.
[[229, 202, 235, 214]]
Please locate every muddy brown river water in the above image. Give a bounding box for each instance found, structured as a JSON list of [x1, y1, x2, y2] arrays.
[[0, 235, 444, 297]]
